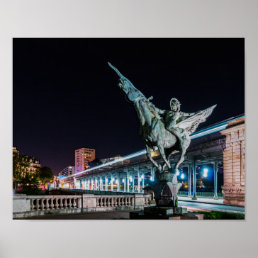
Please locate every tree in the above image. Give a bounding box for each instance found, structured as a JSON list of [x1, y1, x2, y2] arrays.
[[89, 158, 102, 167], [20, 172, 40, 195], [13, 153, 30, 189], [39, 166, 54, 185]]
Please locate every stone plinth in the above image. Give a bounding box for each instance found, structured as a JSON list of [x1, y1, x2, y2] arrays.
[[220, 118, 245, 207], [130, 206, 188, 219]]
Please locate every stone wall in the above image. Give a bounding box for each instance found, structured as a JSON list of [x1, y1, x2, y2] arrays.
[[221, 118, 245, 206]]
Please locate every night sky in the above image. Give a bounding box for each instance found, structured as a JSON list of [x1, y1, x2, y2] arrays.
[[13, 38, 244, 173]]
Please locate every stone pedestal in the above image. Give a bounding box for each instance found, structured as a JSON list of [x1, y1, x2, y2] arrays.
[[130, 206, 202, 220], [149, 168, 182, 208], [220, 118, 245, 207]]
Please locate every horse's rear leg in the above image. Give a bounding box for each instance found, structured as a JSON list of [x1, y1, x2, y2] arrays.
[[157, 144, 171, 169], [175, 150, 185, 171]]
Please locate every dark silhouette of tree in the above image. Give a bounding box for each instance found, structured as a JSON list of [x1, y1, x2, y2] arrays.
[[39, 166, 54, 185], [13, 152, 30, 189]]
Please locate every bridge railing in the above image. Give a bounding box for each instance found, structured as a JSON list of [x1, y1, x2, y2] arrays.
[[96, 195, 134, 208], [13, 193, 151, 218], [178, 191, 223, 198], [28, 195, 82, 211]]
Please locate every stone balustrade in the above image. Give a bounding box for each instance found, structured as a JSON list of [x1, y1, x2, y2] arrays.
[[13, 193, 151, 218], [29, 195, 82, 211]]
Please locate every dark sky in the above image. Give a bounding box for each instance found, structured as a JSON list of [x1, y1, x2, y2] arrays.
[[13, 38, 244, 173]]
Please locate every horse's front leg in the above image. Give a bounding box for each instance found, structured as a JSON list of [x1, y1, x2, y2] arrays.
[[146, 145, 162, 171], [157, 144, 171, 169]]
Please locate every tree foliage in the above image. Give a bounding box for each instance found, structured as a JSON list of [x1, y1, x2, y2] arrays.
[[13, 153, 41, 193], [39, 166, 54, 185], [13, 153, 30, 189]]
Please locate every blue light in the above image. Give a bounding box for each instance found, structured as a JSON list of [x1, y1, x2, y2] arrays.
[[203, 167, 209, 178], [180, 173, 185, 179], [150, 176, 154, 181]]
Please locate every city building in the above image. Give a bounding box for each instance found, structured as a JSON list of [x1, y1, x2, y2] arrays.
[[26, 156, 41, 173], [58, 166, 75, 177], [13, 147, 41, 174], [13, 146, 19, 155], [75, 147, 95, 174]]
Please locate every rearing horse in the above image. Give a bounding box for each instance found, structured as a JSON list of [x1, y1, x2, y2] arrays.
[[108, 62, 179, 171]]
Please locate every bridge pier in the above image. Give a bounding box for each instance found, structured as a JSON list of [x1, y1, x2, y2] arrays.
[[132, 174, 135, 192], [192, 160, 197, 200], [213, 161, 218, 199], [188, 164, 192, 197], [105, 177, 108, 191]]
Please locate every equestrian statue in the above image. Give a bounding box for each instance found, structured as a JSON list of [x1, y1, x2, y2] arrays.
[[108, 62, 216, 208]]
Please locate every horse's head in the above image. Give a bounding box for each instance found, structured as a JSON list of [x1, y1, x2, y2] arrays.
[[108, 62, 144, 103]]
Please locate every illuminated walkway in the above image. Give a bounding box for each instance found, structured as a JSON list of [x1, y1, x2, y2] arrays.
[[178, 196, 223, 205], [179, 201, 245, 213]]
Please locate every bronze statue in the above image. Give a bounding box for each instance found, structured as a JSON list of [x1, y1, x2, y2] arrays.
[[108, 62, 216, 171], [108, 62, 216, 207]]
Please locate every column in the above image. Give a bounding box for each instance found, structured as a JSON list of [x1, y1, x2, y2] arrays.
[[91, 178, 93, 190], [188, 164, 192, 197], [100, 177, 103, 191], [137, 169, 140, 193], [132, 174, 135, 193], [142, 174, 145, 193], [151, 166, 155, 182], [117, 177, 120, 192], [213, 161, 218, 199], [123, 177, 126, 192], [95, 178, 98, 191], [105, 177, 108, 191], [192, 159, 197, 200], [127, 173, 130, 192], [111, 176, 114, 191]]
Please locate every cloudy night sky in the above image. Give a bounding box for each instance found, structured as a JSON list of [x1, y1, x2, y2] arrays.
[[13, 38, 244, 173]]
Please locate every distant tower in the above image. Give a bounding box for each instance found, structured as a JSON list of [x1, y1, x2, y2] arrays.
[[75, 148, 95, 174]]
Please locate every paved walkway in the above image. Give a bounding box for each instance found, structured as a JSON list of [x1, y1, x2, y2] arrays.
[[25, 210, 131, 220], [178, 196, 224, 205], [179, 200, 245, 213]]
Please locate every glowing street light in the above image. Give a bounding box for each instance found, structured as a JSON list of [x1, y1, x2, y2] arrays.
[[180, 173, 185, 179], [203, 167, 209, 178]]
